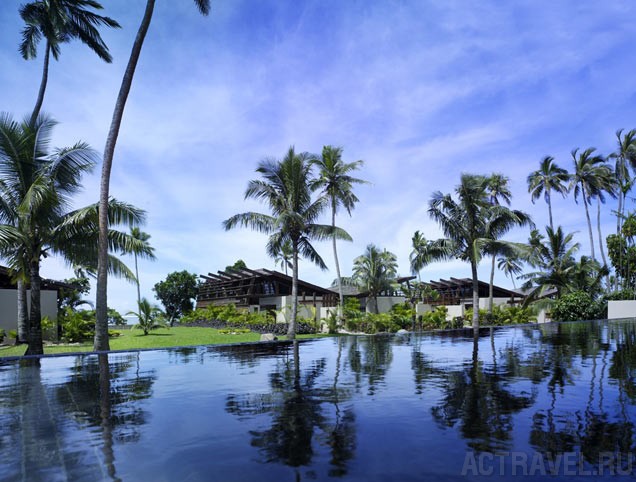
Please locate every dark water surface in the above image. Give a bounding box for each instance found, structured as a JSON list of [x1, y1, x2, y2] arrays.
[[1, 320, 636, 481]]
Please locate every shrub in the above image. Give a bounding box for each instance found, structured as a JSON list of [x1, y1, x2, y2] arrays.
[[421, 306, 450, 329], [59, 308, 94, 342], [552, 291, 605, 322], [465, 305, 536, 326], [8, 330, 17, 339]]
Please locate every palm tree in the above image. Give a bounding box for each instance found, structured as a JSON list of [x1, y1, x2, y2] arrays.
[[428, 174, 531, 329], [127, 298, 165, 335], [19, 0, 120, 124], [409, 230, 436, 281], [520, 226, 580, 303], [352, 244, 397, 314], [273, 239, 293, 276], [484, 174, 531, 314], [223, 147, 351, 339], [609, 129, 636, 235], [527, 156, 570, 231], [96, 0, 211, 351], [311, 146, 366, 322], [497, 255, 523, 289], [570, 148, 609, 263], [129, 227, 155, 307], [0, 114, 152, 355]]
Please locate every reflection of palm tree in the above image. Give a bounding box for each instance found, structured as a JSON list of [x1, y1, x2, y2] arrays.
[[348, 336, 394, 395], [226, 341, 357, 474]]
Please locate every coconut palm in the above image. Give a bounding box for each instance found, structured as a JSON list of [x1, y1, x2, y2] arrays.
[[223, 147, 351, 339], [19, 0, 120, 124], [96, 0, 211, 351], [609, 129, 636, 235], [527, 156, 570, 231], [570, 148, 610, 263], [409, 230, 431, 280], [484, 174, 531, 314], [352, 244, 397, 314], [311, 145, 366, 323], [0, 114, 152, 355], [273, 239, 293, 276], [520, 226, 580, 303], [497, 255, 523, 290], [428, 174, 531, 329], [127, 298, 165, 335], [129, 227, 155, 307]]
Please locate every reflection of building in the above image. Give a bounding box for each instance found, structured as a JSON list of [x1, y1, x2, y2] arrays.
[[196, 267, 337, 322], [0, 265, 69, 334]]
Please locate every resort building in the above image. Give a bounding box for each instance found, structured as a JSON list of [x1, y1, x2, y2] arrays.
[[0, 265, 67, 334], [197, 267, 338, 322]]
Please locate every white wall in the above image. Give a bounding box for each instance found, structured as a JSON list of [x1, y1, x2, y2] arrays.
[[608, 300, 636, 320], [0, 289, 58, 333], [364, 296, 405, 314], [478, 297, 513, 309]]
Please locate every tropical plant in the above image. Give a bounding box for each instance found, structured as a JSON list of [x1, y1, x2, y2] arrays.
[[551, 291, 605, 322], [352, 244, 398, 314], [223, 147, 351, 338], [609, 129, 636, 235], [0, 114, 153, 354], [19, 0, 120, 124], [409, 230, 439, 280], [606, 212, 636, 290], [527, 156, 570, 231], [570, 148, 613, 264], [311, 145, 366, 322], [497, 255, 523, 289], [272, 240, 293, 275], [96, 0, 211, 351], [520, 226, 580, 304], [428, 174, 530, 329], [484, 173, 532, 314], [153, 270, 199, 326], [127, 298, 166, 335], [128, 227, 155, 306]]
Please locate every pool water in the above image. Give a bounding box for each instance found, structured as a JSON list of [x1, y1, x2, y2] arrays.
[[1, 320, 635, 481]]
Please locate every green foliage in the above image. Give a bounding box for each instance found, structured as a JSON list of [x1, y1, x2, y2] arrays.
[[58, 276, 92, 315], [107, 308, 126, 326], [0, 329, 5, 343], [607, 231, 636, 290], [551, 291, 605, 322], [153, 270, 199, 325], [128, 298, 166, 335], [8, 330, 17, 340], [181, 303, 275, 327], [604, 289, 635, 301], [59, 308, 94, 342], [465, 305, 536, 326], [108, 330, 121, 338], [421, 307, 455, 329], [225, 259, 247, 272], [390, 302, 415, 327]]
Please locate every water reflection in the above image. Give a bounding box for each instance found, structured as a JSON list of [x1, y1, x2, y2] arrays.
[[226, 340, 356, 477]]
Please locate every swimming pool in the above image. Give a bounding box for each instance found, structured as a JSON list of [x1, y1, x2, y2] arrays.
[[1, 320, 635, 480]]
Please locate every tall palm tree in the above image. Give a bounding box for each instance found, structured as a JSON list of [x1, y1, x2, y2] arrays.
[[570, 148, 608, 263], [352, 244, 397, 314], [428, 174, 531, 329], [223, 147, 351, 339], [0, 114, 152, 355], [609, 129, 636, 235], [311, 145, 366, 321], [497, 255, 523, 289], [96, 0, 211, 351], [409, 230, 432, 281], [484, 174, 531, 314], [527, 156, 570, 231], [273, 239, 293, 276], [129, 227, 155, 307], [19, 0, 120, 124]]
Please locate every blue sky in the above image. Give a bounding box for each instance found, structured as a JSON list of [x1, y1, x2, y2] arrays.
[[1, 1, 635, 314]]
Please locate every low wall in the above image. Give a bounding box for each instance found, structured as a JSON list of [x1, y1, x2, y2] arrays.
[[608, 300, 636, 320]]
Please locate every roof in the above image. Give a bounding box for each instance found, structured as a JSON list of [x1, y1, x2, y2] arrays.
[[0, 265, 75, 291], [425, 277, 522, 298]]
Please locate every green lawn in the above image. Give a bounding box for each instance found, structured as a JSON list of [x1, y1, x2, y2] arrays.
[[0, 327, 329, 358]]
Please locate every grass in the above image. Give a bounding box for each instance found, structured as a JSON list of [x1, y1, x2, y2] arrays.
[[0, 327, 331, 358]]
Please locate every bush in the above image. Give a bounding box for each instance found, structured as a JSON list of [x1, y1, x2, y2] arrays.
[[59, 308, 94, 342], [421, 306, 451, 329], [8, 330, 17, 340], [465, 305, 536, 326], [552, 291, 605, 322]]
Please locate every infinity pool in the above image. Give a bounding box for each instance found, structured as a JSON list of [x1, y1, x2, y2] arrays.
[[1, 320, 635, 481]]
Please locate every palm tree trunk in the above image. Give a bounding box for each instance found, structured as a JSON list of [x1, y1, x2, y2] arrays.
[[29, 42, 50, 125], [547, 192, 554, 232], [617, 189, 623, 235], [471, 260, 480, 330], [582, 186, 596, 261], [96, 0, 156, 351], [331, 205, 345, 328], [134, 253, 141, 307], [488, 255, 495, 315], [17, 278, 29, 343], [597, 198, 608, 268], [287, 240, 299, 339], [26, 258, 43, 356]]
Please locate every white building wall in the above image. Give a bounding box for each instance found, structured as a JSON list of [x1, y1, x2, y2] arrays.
[[608, 300, 636, 320], [446, 304, 464, 320], [365, 296, 405, 314], [0, 289, 58, 333]]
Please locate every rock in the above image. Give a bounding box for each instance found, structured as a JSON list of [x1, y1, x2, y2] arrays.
[[396, 329, 409, 335], [260, 333, 278, 342]]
